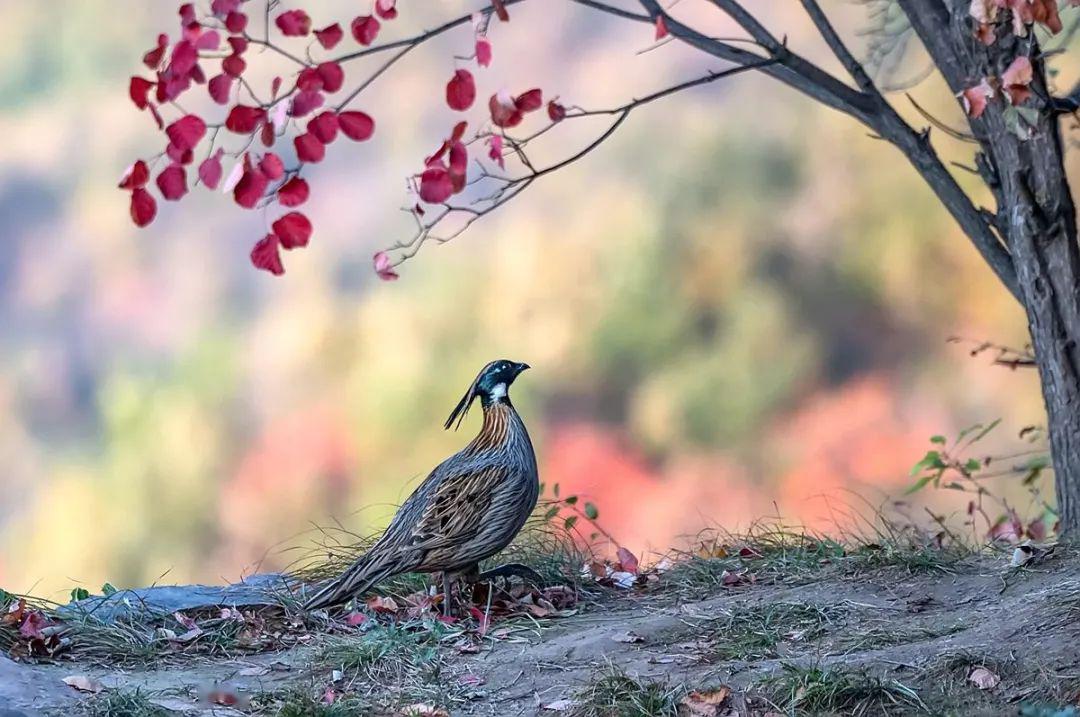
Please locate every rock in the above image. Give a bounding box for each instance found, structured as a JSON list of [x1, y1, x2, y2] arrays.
[[0, 655, 77, 715], [55, 574, 296, 623]]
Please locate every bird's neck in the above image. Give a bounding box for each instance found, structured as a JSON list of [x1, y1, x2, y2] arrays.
[[466, 399, 520, 454]]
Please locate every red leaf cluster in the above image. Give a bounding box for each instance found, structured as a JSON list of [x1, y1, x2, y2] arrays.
[[488, 88, 543, 128]]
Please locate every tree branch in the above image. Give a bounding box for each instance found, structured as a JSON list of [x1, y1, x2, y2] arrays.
[[631, 0, 1020, 302]]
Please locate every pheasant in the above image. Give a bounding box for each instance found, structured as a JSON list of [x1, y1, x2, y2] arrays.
[[303, 359, 540, 613]]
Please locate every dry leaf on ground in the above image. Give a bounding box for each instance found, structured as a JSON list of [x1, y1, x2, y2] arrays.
[[969, 667, 1001, 690], [542, 698, 579, 711], [62, 675, 103, 693], [678, 687, 731, 716]]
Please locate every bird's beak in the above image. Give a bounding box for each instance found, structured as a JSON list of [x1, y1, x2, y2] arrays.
[[516, 362, 530, 374]]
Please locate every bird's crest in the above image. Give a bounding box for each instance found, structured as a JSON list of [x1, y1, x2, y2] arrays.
[[444, 361, 495, 431]]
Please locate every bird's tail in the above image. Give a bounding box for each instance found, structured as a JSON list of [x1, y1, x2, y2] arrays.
[[302, 551, 395, 611]]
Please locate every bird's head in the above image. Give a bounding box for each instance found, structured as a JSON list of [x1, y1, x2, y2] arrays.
[[444, 359, 530, 430]]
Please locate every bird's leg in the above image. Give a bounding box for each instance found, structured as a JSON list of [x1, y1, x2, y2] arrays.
[[442, 572, 454, 617], [475, 562, 545, 588]]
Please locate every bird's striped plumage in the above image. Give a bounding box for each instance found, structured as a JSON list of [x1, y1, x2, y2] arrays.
[[303, 360, 538, 611]]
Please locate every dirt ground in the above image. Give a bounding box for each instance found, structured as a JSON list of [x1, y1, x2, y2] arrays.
[[4, 547, 1080, 716]]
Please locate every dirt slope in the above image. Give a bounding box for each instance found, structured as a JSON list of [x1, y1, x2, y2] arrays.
[[4, 550, 1080, 716]]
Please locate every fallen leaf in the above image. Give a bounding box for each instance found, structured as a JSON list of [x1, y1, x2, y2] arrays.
[[542, 699, 579, 712], [679, 686, 732, 716], [62, 675, 103, 694], [969, 666, 1000, 690], [366, 595, 400, 613], [401, 705, 448, 716]]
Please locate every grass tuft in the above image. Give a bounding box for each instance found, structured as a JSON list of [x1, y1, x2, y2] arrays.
[[83, 689, 169, 717], [762, 663, 927, 716], [572, 664, 684, 717], [708, 601, 845, 661]]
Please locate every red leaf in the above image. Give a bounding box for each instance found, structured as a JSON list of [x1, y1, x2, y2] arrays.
[[165, 114, 207, 151], [317, 62, 345, 93], [208, 73, 232, 104], [130, 187, 157, 227], [467, 605, 490, 636], [19, 612, 48, 641], [170, 40, 198, 78], [129, 77, 154, 110], [960, 79, 994, 118], [251, 234, 284, 275], [294, 132, 326, 162], [261, 121, 276, 147], [309, 111, 340, 144], [492, 0, 510, 22], [225, 105, 266, 133], [514, 88, 543, 113], [275, 9, 311, 36], [198, 150, 224, 189], [476, 37, 493, 68], [166, 142, 194, 165], [375, 0, 398, 20], [234, 166, 269, 207], [448, 141, 467, 193], [315, 23, 344, 49], [373, 250, 399, 280], [297, 68, 324, 93], [617, 547, 639, 574], [547, 100, 566, 122], [228, 36, 249, 54], [156, 164, 188, 200], [277, 176, 310, 206], [419, 165, 454, 203], [143, 34, 168, 70], [222, 53, 246, 77], [338, 111, 375, 141], [291, 90, 324, 118], [258, 152, 285, 180], [446, 69, 476, 111], [655, 15, 669, 40], [225, 11, 248, 33], [272, 211, 312, 249], [1002, 56, 1034, 105], [345, 612, 367, 626], [119, 160, 151, 189], [351, 15, 380, 45], [195, 30, 221, 51], [179, 3, 196, 24], [486, 135, 505, 169], [451, 121, 468, 143], [489, 91, 522, 128]]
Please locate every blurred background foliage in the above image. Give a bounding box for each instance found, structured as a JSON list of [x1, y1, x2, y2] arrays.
[[0, 1, 1066, 600]]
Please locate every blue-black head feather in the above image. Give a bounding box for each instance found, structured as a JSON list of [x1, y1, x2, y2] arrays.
[[445, 359, 530, 431]]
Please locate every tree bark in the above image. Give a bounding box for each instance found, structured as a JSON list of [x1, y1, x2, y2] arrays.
[[899, 0, 1080, 536]]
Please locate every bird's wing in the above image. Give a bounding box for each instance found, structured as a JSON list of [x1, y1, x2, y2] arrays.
[[406, 463, 506, 552]]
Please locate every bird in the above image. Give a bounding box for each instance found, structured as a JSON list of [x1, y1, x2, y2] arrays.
[[303, 359, 540, 613]]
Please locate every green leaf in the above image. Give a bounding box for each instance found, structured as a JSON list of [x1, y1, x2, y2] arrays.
[[70, 587, 90, 602], [963, 458, 982, 473], [553, 483, 560, 498], [584, 502, 599, 520], [910, 450, 944, 476], [101, 583, 118, 596], [971, 418, 1002, 443], [564, 495, 578, 505], [930, 435, 946, 445], [543, 506, 559, 521], [564, 516, 578, 531], [905, 473, 936, 495]]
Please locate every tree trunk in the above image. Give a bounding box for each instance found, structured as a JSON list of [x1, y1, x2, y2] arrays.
[[896, 0, 1080, 535]]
